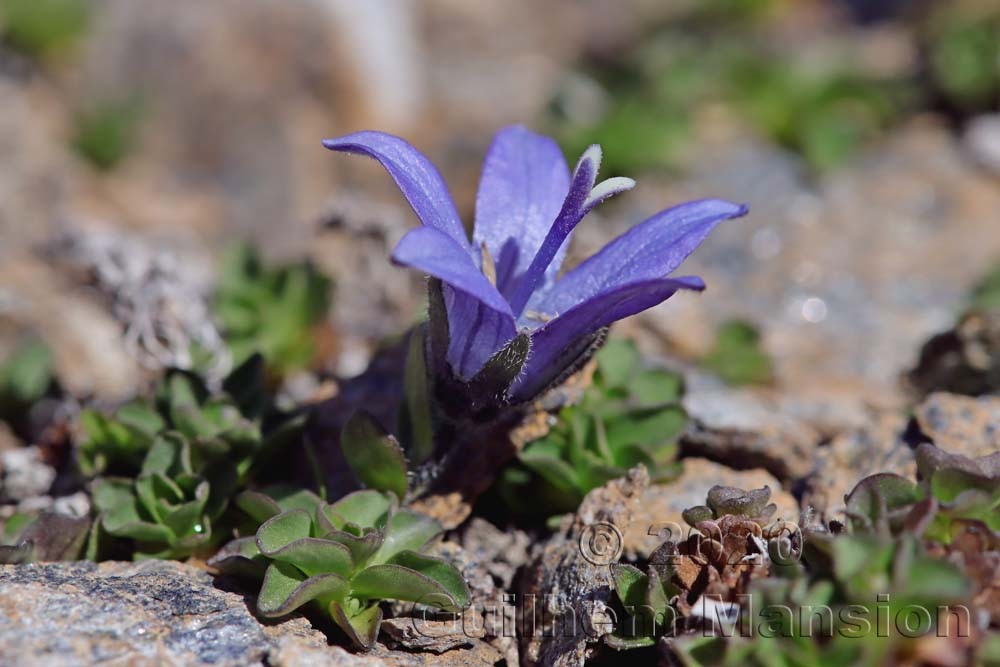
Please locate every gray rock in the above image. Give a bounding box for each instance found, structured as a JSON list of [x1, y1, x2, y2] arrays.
[[964, 114, 1000, 177], [0, 446, 55, 502], [620, 121, 1000, 401], [0, 560, 331, 667], [519, 467, 649, 667], [0, 559, 514, 667], [680, 387, 821, 481]]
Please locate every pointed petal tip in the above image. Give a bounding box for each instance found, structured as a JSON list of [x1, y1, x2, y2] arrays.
[[321, 130, 396, 151], [577, 144, 603, 173]]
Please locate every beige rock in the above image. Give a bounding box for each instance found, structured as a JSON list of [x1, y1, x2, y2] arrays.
[[914, 393, 1000, 459], [800, 411, 916, 519]]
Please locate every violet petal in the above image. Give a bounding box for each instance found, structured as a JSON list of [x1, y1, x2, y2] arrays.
[[531, 199, 747, 317], [391, 227, 513, 318], [322, 131, 470, 250], [511, 276, 705, 400], [472, 126, 570, 297]]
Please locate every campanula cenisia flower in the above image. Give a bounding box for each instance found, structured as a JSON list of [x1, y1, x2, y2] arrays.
[[323, 126, 747, 402]]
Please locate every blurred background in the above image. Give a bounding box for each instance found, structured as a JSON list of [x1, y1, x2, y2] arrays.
[[2, 0, 1000, 419]]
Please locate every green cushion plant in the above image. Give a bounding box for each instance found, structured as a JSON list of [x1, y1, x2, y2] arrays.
[[499, 338, 686, 518], [213, 412, 468, 649], [214, 244, 333, 378], [84, 356, 304, 559]]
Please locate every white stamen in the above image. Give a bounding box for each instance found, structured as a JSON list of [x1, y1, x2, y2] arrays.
[[585, 177, 636, 209]]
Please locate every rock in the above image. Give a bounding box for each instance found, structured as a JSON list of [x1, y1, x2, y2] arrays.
[[623, 458, 798, 559], [268, 638, 388, 667], [379, 617, 475, 653], [459, 518, 531, 593], [50, 227, 230, 379], [0, 560, 489, 667], [0, 446, 55, 502], [799, 411, 916, 519], [964, 114, 1000, 177], [519, 467, 649, 667], [617, 120, 1000, 400], [907, 310, 1000, 398], [913, 393, 1000, 459], [0, 560, 321, 666], [0, 258, 143, 401], [680, 387, 821, 481]]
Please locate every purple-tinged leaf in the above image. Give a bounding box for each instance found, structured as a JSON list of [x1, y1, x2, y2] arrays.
[[322, 131, 469, 249]]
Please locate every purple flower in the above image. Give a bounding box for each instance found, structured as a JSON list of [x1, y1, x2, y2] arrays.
[[323, 126, 747, 402]]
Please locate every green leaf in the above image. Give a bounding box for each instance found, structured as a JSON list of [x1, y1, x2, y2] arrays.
[[844, 473, 918, 533], [140, 433, 190, 478], [208, 536, 267, 579], [77, 409, 155, 477], [351, 553, 468, 610], [902, 557, 971, 604], [256, 561, 348, 617], [370, 509, 441, 565], [603, 406, 686, 450], [321, 490, 394, 531], [700, 319, 773, 386], [160, 481, 210, 538], [256, 509, 313, 552], [596, 339, 641, 389], [329, 600, 382, 650], [94, 479, 172, 544], [520, 454, 581, 499], [116, 401, 166, 437], [0, 337, 52, 405], [400, 327, 435, 465], [236, 488, 298, 524], [645, 567, 672, 617], [214, 243, 332, 377], [340, 412, 408, 501], [0, 0, 90, 60], [631, 369, 683, 407], [324, 529, 383, 568], [611, 563, 649, 609], [260, 537, 353, 578], [385, 550, 470, 608]]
